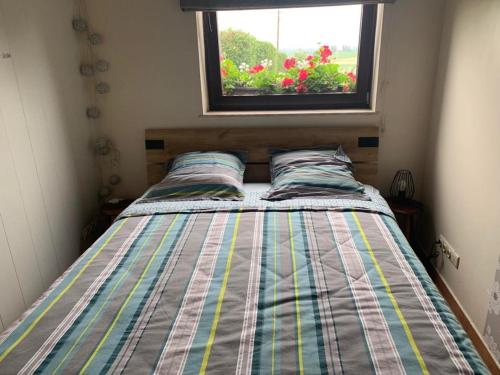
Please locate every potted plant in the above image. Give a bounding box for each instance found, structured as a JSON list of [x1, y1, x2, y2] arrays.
[[220, 45, 358, 96]]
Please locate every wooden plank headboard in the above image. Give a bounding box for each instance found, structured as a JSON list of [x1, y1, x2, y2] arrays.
[[145, 127, 379, 186]]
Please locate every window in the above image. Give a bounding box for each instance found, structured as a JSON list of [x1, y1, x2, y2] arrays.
[[202, 4, 378, 111]]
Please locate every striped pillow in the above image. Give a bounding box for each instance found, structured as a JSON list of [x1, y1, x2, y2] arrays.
[[141, 151, 246, 202], [263, 147, 367, 201], [270, 146, 353, 182]]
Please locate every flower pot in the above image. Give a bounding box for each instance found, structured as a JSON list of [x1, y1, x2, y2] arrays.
[[231, 87, 266, 96]]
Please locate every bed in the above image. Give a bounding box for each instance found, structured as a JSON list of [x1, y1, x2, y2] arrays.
[[0, 128, 489, 374]]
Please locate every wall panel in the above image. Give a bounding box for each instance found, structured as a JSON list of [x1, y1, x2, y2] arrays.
[[0, 12, 46, 306], [0, 211, 26, 327], [0, 0, 99, 329]]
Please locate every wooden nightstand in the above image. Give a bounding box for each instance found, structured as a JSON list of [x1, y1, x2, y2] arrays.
[[386, 198, 423, 246], [101, 199, 134, 225], [81, 199, 135, 254]]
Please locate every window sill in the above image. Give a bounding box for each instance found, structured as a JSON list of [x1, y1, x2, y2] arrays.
[[200, 108, 379, 117]]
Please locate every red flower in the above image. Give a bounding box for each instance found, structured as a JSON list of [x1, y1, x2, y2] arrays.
[[348, 72, 357, 82], [282, 77, 294, 87], [283, 57, 296, 70], [305, 55, 315, 68], [221, 68, 228, 77], [296, 83, 308, 93], [298, 69, 308, 82], [319, 45, 333, 63], [342, 85, 350, 93], [249, 64, 265, 74]]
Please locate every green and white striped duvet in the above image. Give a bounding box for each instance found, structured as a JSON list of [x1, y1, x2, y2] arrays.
[[0, 200, 489, 373]]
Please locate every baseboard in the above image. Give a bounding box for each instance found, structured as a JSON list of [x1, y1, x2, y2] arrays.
[[429, 267, 499, 374]]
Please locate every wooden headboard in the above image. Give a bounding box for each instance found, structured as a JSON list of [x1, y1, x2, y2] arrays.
[[145, 127, 379, 186]]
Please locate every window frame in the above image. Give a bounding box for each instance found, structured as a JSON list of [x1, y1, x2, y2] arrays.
[[202, 4, 378, 112]]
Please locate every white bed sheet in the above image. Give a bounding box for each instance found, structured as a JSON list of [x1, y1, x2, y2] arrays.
[[242, 183, 271, 193]]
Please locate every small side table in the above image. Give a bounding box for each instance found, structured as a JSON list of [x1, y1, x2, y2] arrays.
[[386, 198, 423, 246], [101, 199, 134, 226]]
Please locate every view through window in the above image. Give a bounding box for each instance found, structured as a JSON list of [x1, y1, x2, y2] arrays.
[[217, 5, 362, 96]]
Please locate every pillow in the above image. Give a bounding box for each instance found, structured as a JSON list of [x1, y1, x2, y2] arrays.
[[141, 151, 246, 201], [270, 146, 353, 182], [263, 147, 367, 201]]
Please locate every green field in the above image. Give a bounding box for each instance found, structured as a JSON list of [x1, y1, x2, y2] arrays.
[[333, 50, 358, 71]]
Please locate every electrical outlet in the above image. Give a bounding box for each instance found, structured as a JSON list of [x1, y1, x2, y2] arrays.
[[439, 235, 460, 269]]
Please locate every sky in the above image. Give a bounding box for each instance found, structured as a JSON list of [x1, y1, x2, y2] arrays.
[[217, 5, 362, 52]]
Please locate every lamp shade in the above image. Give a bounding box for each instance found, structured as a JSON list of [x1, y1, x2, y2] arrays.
[[390, 170, 415, 201]]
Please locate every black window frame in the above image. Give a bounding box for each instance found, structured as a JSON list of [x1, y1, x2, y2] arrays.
[[203, 5, 378, 111]]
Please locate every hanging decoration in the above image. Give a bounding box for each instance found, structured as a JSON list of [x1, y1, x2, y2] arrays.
[[72, 18, 88, 32], [79, 63, 94, 76], [94, 137, 112, 155], [96, 82, 110, 94], [95, 59, 110, 72], [94, 137, 120, 168], [92, 136, 121, 200], [109, 175, 122, 186], [88, 32, 103, 45], [73, 0, 121, 202], [86, 106, 100, 119]]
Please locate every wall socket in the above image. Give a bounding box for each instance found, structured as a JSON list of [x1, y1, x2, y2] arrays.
[[439, 235, 460, 269]]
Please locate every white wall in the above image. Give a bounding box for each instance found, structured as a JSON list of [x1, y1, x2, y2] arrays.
[[423, 0, 500, 332], [86, 0, 445, 199], [0, 0, 99, 328]]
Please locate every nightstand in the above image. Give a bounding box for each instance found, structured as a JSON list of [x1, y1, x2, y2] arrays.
[[386, 198, 423, 246], [101, 199, 134, 225]]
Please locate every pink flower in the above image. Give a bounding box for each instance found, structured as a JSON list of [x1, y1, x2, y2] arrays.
[[319, 45, 333, 63], [283, 57, 296, 70], [221, 68, 228, 77], [348, 72, 357, 82], [305, 55, 316, 68], [342, 85, 350, 93], [249, 64, 265, 74], [282, 77, 294, 87], [298, 69, 308, 82], [296, 83, 308, 93]]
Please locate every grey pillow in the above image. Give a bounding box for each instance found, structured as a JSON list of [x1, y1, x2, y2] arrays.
[[141, 151, 247, 202], [269, 146, 353, 182], [263, 147, 368, 201]]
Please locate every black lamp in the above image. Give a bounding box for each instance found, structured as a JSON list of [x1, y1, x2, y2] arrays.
[[390, 170, 415, 201]]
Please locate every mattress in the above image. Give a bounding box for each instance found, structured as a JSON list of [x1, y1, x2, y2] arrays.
[[0, 186, 489, 374]]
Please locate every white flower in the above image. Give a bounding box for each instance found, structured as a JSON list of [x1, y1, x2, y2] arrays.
[[239, 63, 249, 72], [260, 59, 273, 68], [488, 281, 500, 315], [297, 60, 309, 69]]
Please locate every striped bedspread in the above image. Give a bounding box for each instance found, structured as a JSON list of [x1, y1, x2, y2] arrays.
[[0, 206, 488, 373]]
